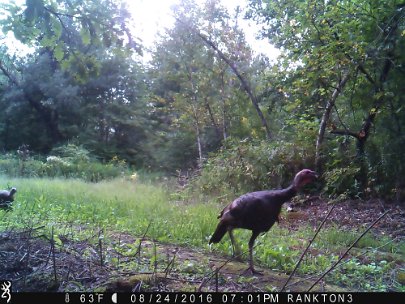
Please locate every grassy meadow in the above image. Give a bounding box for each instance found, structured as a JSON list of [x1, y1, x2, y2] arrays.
[[1, 176, 404, 291]]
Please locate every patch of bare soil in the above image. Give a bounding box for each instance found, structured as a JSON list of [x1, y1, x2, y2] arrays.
[[283, 198, 405, 238]]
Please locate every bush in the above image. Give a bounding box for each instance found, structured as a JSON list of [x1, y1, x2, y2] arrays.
[[50, 144, 92, 163], [0, 145, 129, 182], [323, 165, 362, 199], [191, 138, 316, 197]]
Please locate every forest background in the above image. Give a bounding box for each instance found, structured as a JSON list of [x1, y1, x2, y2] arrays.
[[0, 0, 404, 201]]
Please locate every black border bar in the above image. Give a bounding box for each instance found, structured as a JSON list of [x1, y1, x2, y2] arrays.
[[7, 292, 405, 304]]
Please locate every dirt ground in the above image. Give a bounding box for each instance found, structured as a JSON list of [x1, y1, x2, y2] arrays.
[[0, 199, 403, 292], [283, 197, 405, 238]]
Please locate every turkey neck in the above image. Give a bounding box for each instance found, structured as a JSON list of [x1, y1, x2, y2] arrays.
[[279, 184, 297, 201], [261, 183, 297, 207]]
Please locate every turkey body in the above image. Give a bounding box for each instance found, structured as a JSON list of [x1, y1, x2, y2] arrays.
[[211, 187, 295, 242], [209, 169, 317, 274]]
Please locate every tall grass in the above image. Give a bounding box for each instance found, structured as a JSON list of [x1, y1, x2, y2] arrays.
[[0, 176, 219, 248]]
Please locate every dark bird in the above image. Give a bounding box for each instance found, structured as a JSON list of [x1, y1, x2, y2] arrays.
[[0, 187, 17, 210], [209, 169, 318, 274]]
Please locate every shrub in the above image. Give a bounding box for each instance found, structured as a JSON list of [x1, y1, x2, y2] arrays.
[[0, 144, 129, 182], [323, 165, 362, 199], [191, 138, 316, 197], [50, 144, 92, 164]]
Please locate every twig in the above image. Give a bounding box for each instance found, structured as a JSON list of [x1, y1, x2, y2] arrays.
[[307, 210, 390, 291], [215, 270, 219, 292], [280, 202, 336, 291], [133, 281, 142, 292], [136, 222, 152, 262], [117, 233, 122, 267], [153, 241, 158, 276], [98, 228, 104, 266], [164, 250, 177, 278], [51, 226, 58, 284]]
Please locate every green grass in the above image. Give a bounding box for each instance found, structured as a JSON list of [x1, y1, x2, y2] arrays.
[[0, 176, 219, 247], [1, 176, 403, 291]]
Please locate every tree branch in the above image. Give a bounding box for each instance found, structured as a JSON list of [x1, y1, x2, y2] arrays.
[[330, 128, 361, 139], [175, 18, 272, 140], [315, 72, 350, 170]]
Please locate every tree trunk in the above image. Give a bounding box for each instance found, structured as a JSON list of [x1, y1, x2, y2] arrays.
[[195, 119, 203, 168], [24, 93, 63, 144], [220, 71, 228, 140], [183, 63, 205, 167], [204, 97, 222, 140], [315, 72, 350, 171]]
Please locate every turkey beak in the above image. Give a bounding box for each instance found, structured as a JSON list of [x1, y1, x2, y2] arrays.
[[311, 171, 319, 179]]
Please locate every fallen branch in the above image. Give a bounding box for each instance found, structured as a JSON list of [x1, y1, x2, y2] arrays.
[[280, 202, 336, 291], [307, 210, 390, 291]]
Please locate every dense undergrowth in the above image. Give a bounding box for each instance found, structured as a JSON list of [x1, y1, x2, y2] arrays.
[[0, 144, 131, 182], [188, 138, 404, 203], [1, 176, 403, 291]]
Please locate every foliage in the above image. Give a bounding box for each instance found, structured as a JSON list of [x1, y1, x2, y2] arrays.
[[246, 0, 405, 199], [193, 137, 316, 197], [50, 144, 92, 163], [1, 0, 405, 200], [0, 0, 148, 165], [0, 145, 128, 182], [323, 166, 361, 199], [2, 0, 141, 67], [0, 0, 404, 294], [146, 0, 271, 170]]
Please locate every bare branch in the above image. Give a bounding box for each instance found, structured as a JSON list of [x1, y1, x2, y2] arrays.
[[315, 72, 350, 170], [330, 128, 361, 139]]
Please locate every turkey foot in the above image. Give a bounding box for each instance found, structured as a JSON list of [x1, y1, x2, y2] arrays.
[[243, 266, 263, 276], [232, 253, 243, 262]]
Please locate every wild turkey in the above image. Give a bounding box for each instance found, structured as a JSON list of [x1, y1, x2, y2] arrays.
[[0, 187, 17, 210], [209, 169, 318, 274]]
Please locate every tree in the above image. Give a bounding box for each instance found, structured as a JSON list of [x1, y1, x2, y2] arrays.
[[175, 0, 273, 140], [0, 0, 148, 163], [248, 0, 405, 194]]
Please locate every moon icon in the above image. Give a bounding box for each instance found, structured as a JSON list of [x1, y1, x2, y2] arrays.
[[112, 293, 117, 304]]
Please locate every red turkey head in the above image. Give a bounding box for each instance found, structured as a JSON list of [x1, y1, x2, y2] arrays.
[[293, 169, 318, 189]]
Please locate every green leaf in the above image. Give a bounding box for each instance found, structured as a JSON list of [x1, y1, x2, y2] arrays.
[[53, 44, 64, 61], [51, 17, 63, 39], [80, 27, 91, 46]]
